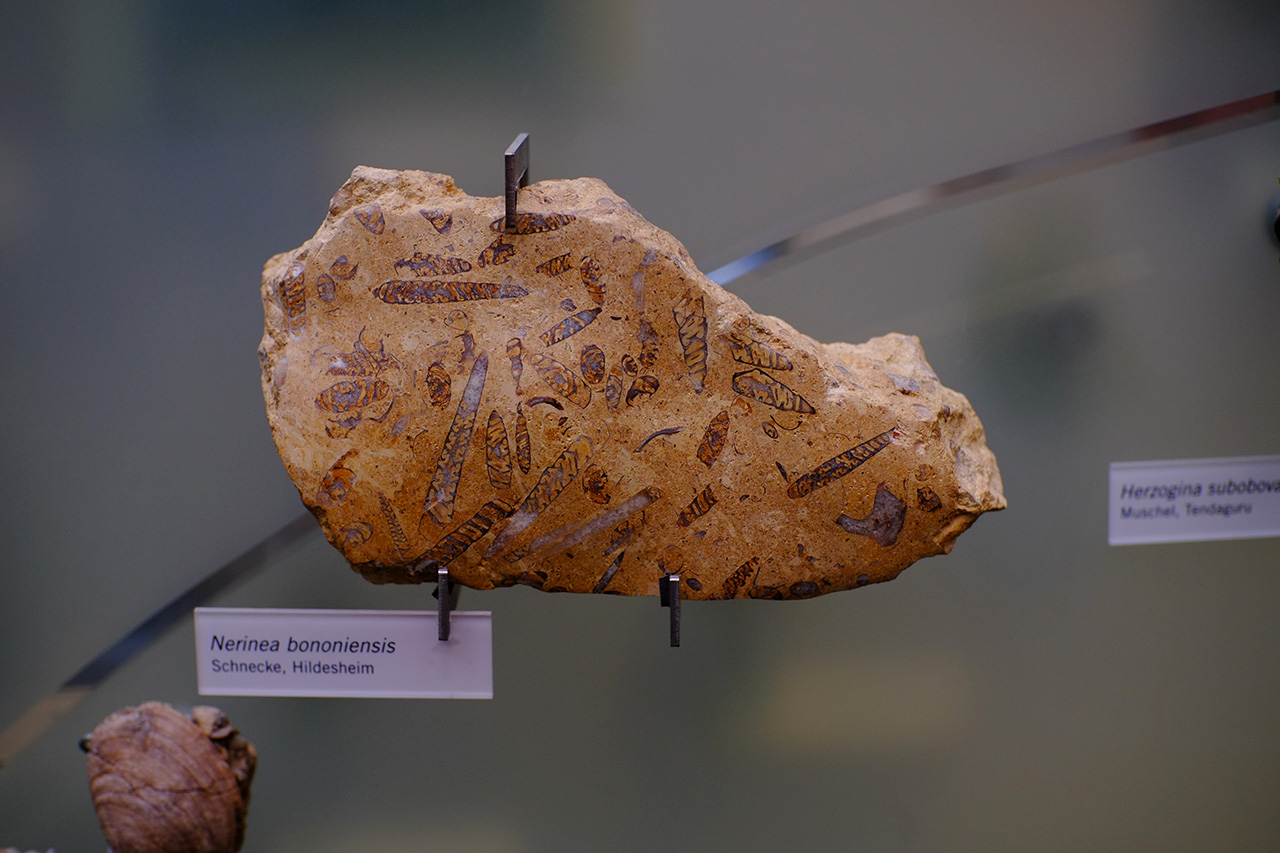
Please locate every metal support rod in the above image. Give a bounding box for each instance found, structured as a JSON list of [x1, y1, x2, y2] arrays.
[[659, 573, 681, 647], [504, 133, 530, 233], [0, 513, 317, 769], [436, 567, 460, 641], [707, 89, 1280, 285]]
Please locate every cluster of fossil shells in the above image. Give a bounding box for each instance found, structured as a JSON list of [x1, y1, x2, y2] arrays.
[[260, 167, 1005, 599], [82, 702, 256, 853]]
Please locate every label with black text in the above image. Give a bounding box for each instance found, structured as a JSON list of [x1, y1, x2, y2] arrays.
[[1108, 455, 1280, 545], [194, 607, 492, 699]]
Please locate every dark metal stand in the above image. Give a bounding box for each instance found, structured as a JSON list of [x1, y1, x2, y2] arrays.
[[504, 133, 530, 233], [434, 567, 461, 641], [659, 574, 681, 647]]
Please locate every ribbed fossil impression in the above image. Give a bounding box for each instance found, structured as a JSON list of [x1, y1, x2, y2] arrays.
[[259, 167, 1005, 599], [83, 702, 256, 853]]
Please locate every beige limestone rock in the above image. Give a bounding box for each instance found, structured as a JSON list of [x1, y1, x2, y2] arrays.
[[259, 167, 1005, 600]]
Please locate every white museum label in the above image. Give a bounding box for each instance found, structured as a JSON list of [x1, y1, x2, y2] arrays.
[[1108, 455, 1280, 545], [193, 607, 492, 699]]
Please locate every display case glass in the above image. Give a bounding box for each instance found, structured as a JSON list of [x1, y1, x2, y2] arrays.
[[2, 3, 1279, 850]]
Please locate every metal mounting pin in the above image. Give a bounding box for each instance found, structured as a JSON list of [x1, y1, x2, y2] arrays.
[[659, 573, 681, 647], [504, 133, 530, 234], [434, 567, 461, 641]]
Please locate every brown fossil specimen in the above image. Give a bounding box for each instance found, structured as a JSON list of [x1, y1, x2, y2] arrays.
[[260, 167, 1005, 599], [83, 702, 256, 853]]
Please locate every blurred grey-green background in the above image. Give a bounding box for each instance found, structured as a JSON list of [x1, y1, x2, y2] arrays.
[[2, 2, 1279, 850]]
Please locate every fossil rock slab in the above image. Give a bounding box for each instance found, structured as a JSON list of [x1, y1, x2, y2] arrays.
[[260, 167, 1005, 599], [83, 702, 256, 853]]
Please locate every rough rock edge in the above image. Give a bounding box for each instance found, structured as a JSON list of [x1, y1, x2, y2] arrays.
[[260, 167, 1006, 595]]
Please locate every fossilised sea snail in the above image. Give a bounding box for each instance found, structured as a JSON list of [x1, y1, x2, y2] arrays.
[[82, 702, 256, 853], [260, 167, 1005, 599]]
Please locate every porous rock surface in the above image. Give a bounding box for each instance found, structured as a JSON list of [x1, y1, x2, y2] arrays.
[[259, 168, 1005, 599]]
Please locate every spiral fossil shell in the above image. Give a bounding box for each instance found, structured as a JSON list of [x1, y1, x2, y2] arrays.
[[83, 702, 256, 853]]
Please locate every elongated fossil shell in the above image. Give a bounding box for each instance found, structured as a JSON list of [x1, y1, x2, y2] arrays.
[[260, 167, 1005, 599], [83, 702, 256, 853]]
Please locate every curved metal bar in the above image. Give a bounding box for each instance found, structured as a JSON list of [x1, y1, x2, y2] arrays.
[[0, 513, 316, 768], [709, 90, 1280, 285]]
